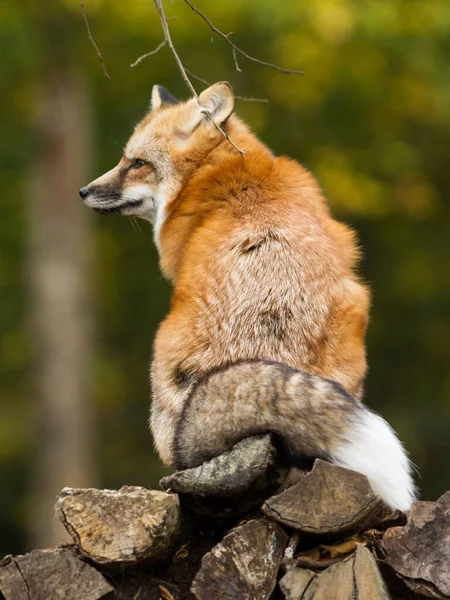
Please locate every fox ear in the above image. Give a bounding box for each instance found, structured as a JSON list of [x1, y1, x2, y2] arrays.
[[151, 85, 179, 111], [198, 82, 235, 125], [175, 82, 235, 144]]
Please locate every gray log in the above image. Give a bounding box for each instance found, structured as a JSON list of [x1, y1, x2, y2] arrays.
[[353, 544, 390, 599], [0, 548, 113, 600], [280, 545, 390, 600], [279, 567, 318, 600], [56, 486, 180, 566], [160, 434, 286, 498], [312, 558, 354, 600], [191, 518, 288, 599], [263, 459, 384, 536], [383, 494, 450, 599]]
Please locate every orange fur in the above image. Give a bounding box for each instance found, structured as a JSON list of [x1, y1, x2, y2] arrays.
[[157, 118, 368, 383], [83, 83, 370, 466], [81, 84, 417, 511]]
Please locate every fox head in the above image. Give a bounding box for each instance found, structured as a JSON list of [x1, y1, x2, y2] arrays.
[[80, 82, 235, 244]]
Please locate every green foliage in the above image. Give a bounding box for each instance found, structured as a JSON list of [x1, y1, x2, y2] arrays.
[[1, 0, 450, 553]]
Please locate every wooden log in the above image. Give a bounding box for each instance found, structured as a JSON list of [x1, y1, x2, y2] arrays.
[[277, 465, 308, 493], [383, 494, 450, 599], [155, 509, 226, 598], [160, 434, 286, 498], [279, 567, 318, 600], [262, 459, 384, 536], [312, 558, 354, 600], [279, 545, 389, 600], [191, 518, 288, 599], [56, 486, 180, 567], [353, 544, 390, 599], [0, 548, 113, 600]]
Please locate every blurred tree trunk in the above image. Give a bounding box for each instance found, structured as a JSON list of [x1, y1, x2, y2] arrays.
[[27, 70, 97, 548]]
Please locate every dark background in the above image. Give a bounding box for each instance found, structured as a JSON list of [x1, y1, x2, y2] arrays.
[[1, 0, 450, 553]]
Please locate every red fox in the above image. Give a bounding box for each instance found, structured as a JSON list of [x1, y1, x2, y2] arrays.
[[80, 82, 416, 511]]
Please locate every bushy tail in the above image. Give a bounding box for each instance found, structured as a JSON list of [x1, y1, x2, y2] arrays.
[[173, 360, 416, 512]]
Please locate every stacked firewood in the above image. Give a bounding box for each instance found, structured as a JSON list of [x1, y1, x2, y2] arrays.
[[1, 435, 449, 599]]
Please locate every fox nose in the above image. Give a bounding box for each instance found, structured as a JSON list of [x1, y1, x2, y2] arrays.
[[79, 187, 89, 200]]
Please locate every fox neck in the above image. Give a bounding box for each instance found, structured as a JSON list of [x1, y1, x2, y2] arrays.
[[157, 117, 274, 281]]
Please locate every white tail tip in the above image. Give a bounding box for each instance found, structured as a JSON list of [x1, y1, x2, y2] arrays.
[[334, 410, 417, 512]]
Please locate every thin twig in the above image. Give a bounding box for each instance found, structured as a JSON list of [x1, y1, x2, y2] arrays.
[[185, 68, 268, 103], [153, 0, 198, 98], [284, 532, 301, 560], [183, 67, 210, 87], [232, 47, 242, 73], [131, 40, 167, 68], [153, 0, 246, 158], [183, 0, 303, 75], [235, 95, 268, 103], [81, 0, 110, 80]]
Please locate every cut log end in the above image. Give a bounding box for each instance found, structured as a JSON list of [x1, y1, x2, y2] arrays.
[[279, 545, 389, 600], [191, 519, 288, 600], [263, 459, 386, 536], [0, 549, 113, 600], [383, 493, 450, 599], [56, 486, 180, 566]]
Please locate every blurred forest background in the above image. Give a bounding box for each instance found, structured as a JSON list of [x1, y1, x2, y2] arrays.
[[2, 0, 450, 555]]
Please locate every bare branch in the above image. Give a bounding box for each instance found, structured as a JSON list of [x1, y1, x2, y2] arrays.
[[81, 0, 110, 80], [153, 1, 197, 97], [184, 67, 210, 87], [234, 95, 269, 103], [131, 40, 167, 68], [152, 0, 246, 158], [185, 68, 268, 103], [232, 47, 242, 73], [183, 0, 303, 75]]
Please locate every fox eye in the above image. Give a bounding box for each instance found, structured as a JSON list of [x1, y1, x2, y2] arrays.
[[132, 159, 146, 169]]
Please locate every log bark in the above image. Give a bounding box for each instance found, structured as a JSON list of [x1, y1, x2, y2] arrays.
[[312, 558, 354, 600], [279, 545, 390, 600], [0, 549, 112, 600], [191, 518, 288, 600], [263, 459, 384, 536], [160, 435, 288, 519], [279, 567, 318, 600], [383, 492, 450, 599], [353, 544, 391, 599], [160, 434, 285, 498], [56, 486, 180, 567]]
